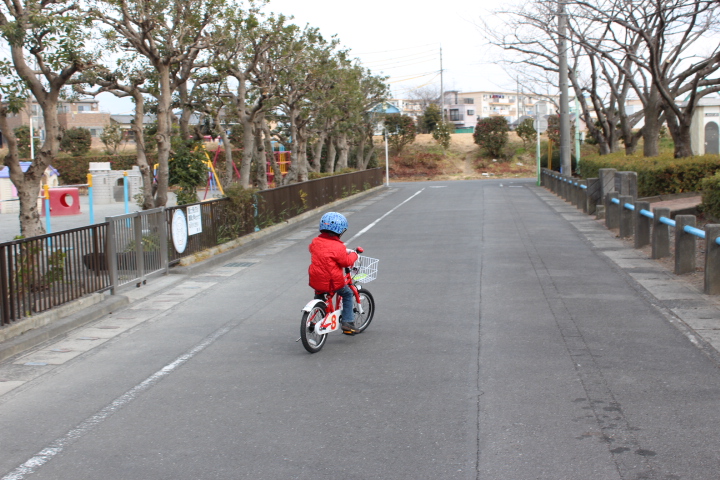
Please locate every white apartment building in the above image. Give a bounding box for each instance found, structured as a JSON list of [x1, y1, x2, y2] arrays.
[[387, 98, 425, 124], [442, 91, 560, 129]]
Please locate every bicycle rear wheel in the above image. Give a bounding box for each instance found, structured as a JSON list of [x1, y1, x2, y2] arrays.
[[353, 289, 375, 333], [301, 304, 327, 353]]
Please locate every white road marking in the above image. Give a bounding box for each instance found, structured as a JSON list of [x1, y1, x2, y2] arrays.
[[346, 189, 425, 243], [1, 324, 234, 480]]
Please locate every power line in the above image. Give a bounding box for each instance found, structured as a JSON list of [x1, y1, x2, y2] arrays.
[[370, 59, 441, 72], [354, 43, 439, 56], [387, 71, 440, 84], [362, 51, 439, 67]]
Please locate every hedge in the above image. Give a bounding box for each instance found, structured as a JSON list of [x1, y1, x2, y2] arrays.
[[581, 152, 720, 197], [50, 155, 154, 185], [700, 172, 720, 219]]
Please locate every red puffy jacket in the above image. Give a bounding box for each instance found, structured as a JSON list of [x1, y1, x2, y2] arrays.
[[308, 232, 358, 292]]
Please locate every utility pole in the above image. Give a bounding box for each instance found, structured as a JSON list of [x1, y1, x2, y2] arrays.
[[558, 0, 572, 176], [440, 46, 444, 122]]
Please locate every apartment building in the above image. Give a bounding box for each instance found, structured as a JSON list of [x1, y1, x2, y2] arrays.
[[3, 98, 111, 146], [387, 98, 425, 124], [442, 91, 560, 129]]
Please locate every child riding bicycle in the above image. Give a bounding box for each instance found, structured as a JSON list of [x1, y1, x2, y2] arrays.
[[308, 212, 359, 335]]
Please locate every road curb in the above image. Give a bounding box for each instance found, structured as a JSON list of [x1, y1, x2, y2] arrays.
[[0, 294, 129, 364]]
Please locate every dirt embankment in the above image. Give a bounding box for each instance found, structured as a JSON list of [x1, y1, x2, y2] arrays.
[[384, 132, 537, 181]]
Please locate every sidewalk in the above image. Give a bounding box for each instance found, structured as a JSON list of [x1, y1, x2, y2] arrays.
[[0, 186, 387, 363]]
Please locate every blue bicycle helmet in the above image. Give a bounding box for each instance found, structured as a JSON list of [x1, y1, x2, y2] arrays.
[[319, 212, 348, 235]]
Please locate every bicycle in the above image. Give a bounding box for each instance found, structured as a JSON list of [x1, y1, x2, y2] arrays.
[[299, 248, 378, 353]]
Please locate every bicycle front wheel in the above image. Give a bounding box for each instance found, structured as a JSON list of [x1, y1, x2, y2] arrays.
[[353, 289, 375, 333], [301, 303, 327, 353]]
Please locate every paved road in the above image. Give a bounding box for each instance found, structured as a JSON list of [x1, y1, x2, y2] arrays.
[[1, 179, 720, 479]]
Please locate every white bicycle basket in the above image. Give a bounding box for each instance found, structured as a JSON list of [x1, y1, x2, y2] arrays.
[[352, 256, 379, 283]]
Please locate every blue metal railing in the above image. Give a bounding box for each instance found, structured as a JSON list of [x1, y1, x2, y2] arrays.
[[543, 168, 720, 245]]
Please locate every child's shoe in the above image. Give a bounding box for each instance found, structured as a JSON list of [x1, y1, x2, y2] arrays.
[[341, 322, 359, 335]]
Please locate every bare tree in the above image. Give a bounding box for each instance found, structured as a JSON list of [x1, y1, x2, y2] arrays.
[[572, 0, 720, 157]]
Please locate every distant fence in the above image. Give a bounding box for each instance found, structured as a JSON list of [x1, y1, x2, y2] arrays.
[[0, 168, 384, 327], [541, 168, 720, 295]]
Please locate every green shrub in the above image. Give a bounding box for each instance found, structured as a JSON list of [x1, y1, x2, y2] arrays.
[[52, 155, 155, 185], [169, 141, 209, 205], [60, 127, 92, 156], [217, 183, 257, 241], [581, 152, 720, 197], [473, 117, 509, 158], [384, 114, 417, 154], [700, 172, 720, 219], [14, 125, 40, 159], [432, 121, 452, 149], [515, 118, 537, 148]]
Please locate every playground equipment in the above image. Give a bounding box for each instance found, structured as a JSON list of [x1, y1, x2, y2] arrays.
[[0, 162, 59, 214], [40, 187, 81, 216], [88, 162, 142, 205]]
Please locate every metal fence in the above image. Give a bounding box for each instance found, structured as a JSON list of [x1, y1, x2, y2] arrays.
[[166, 168, 385, 263], [0, 223, 110, 327], [106, 208, 168, 292], [256, 168, 384, 224], [165, 199, 255, 265], [0, 168, 384, 326]]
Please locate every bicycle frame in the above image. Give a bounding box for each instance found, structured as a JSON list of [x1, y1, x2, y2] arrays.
[[301, 272, 364, 336]]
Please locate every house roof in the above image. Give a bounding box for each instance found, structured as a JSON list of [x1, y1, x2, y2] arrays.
[[0, 162, 59, 178], [110, 114, 156, 125], [369, 102, 401, 114]]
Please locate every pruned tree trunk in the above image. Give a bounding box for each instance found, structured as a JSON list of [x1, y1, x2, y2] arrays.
[[214, 111, 235, 187], [254, 122, 268, 190], [0, 109, 44, 238], [326, 137, 337, 173], [355, 136, 365, 170], [240, 121, 255, 187], [310, 133, 327, 172], [263, 120, 282, 186], [665, 107, 695, 158], [154, 65, 173, 207], [642, 89, 663, 157], [335, 133, 349, 171], [178, 82, 193, 140], [131, 94, 155, 210]]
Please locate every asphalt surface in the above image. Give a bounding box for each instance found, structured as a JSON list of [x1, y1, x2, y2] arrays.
[[1, 179, 720, 479]]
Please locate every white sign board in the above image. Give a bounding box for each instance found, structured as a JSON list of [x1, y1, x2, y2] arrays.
[[187, 205, 202, 236], [534, 117, 549, 133], [172, 209, 188, 254], [535, 102, 548, 115]]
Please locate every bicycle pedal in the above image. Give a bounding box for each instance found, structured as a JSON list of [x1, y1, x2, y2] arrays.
[[341, 330, 355, 336]]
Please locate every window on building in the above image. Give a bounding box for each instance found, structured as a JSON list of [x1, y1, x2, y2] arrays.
[[89, 128, 102, 137], [449, 109, 461, 121], [509, 96, 515, 101], [463, 98, 474, 104], [467, 110, 475, 116], [57, 106, 69, 114], [78, 105, 90, 112]]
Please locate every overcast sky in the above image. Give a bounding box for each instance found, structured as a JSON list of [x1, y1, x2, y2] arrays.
[[99, 0, 513, 113]]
